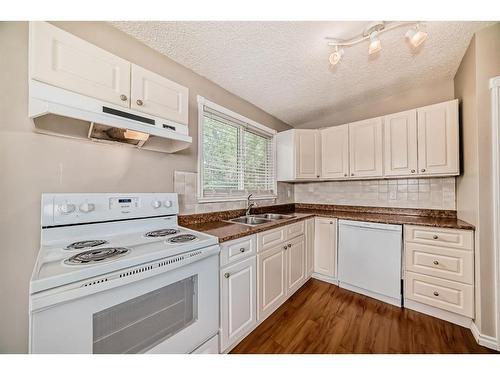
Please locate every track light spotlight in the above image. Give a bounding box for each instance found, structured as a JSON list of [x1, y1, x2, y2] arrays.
[[368, 31, 382, 55], [405, 24, 428, 48], [329, 46, 344, 66]]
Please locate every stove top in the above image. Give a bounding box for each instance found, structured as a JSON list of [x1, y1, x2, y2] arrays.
[[31, 214, 218, 294]]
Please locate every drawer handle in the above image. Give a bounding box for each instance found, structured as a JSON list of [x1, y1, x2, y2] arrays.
[[433, 235, 439, 239], [433, 260, 439, 265], [433, 291, 439, 297], [287, 243, 292, 248], [239, 247, 246, 253], [224, 273, 230, 279]]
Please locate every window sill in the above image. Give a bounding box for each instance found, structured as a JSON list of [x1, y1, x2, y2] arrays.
[[197, 195, 277, 204]]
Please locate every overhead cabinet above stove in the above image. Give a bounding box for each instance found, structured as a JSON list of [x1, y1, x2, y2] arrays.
[[28, 22, 191, 153], [277, 99, 459, 181]]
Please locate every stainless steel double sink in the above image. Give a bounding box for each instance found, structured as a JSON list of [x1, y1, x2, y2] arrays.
[[227, 213, 295, 226]]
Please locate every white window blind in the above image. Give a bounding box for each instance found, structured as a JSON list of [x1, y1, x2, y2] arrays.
[[199, 101, 276, 201]]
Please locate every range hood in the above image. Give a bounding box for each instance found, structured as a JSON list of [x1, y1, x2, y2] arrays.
[[29, 80, 192, 153]]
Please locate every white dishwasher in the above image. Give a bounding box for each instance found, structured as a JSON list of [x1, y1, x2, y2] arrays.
[[338, 220, 403, 306]]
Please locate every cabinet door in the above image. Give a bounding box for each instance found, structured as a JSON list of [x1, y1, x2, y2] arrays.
[[30, 22, 131, 107], [131, 64, 189, 124], [220, 257, 256, 351], [305, 218, 315, 277], [287, 236, 306, 294], [349, 117, 383, 178], [295, 130, 320, 179], [417, 100, 459, 175], [384, 109, 418, 177], [321, 125, 349, 179], [257, 245, 287, 321], [314, 217, 337, 278]]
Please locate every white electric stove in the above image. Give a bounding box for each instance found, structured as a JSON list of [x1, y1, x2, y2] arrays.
[[29, 193, 220, 354]]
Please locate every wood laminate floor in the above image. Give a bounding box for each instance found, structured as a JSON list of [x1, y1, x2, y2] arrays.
[[230, 279, 495, 354]]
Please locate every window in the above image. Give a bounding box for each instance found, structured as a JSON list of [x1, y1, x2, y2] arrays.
[[198, 97, 277, 202]]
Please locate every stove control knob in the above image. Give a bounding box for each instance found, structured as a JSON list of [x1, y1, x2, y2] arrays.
[[152, 200, 162, 209], [79, 202, 95, 213], [163, 200, 172, 208], [60, 203, 76, 214]]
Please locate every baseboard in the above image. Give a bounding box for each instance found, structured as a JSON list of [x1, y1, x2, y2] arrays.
[[470, 322, 499, 351], [404, 299, 472, 328], [312, 273, 338, 285]]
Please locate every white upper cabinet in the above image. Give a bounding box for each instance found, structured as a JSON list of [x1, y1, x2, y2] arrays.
[[30, 22, 131, 107], [296, 130, 321, 179], [130, 64, 189, 125], [417, 100, 459, 176], [384, 109, 418, 177], [321, 124, 349, 179], [349, 117, 384, 178], [276, 129, 320, 181]]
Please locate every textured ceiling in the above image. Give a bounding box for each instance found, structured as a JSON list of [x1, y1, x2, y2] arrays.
[[111, 21, 493, 128]]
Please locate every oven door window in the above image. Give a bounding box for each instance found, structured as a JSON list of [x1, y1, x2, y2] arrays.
[[92, 275, 198, 354]]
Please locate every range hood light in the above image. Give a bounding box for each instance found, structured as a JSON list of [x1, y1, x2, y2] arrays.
[[124, 129, 150, 141]]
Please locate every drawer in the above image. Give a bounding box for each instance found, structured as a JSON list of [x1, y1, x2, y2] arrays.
[[257, 226, 286, 253], [285, 221, 305, 240], [405, 272, 474, 317], [405, 243, 473, 284], [220, 235, 256, 267], [405, 225, 473, 251]]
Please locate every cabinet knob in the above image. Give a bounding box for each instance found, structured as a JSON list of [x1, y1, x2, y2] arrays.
[[411, 169, 415, 173], [239, 247, 245, 253], [136, 99, 144, 106], [433, 235, 439, 239], [283, 246, 288, 250], [224, 273, 230, 279], [120, 94, 128, 101], [317, 175, 320, 178], [344, 173, 348, 177], [433, 291, 439, 297], [433, 260, 439, 265], [287, 243, 291, 248], [351, 173, 354, 176], [421, 168, 426, 172], [329, 221, 333, 224]]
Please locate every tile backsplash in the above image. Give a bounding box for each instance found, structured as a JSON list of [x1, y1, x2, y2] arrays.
[[174, 171, 455, 214], [174, 171, 294, 214], [294, 177, 456, 210]]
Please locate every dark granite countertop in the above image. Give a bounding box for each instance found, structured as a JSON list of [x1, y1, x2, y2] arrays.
[[180, 204, 474, 243]]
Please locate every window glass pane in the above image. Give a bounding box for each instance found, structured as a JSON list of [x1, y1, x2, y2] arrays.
[[202, 115, 240, 195]]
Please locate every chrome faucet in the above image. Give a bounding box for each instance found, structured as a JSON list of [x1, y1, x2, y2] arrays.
[[245, 194, 256, 216]]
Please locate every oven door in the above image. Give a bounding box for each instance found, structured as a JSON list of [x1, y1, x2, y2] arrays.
[[30, 248, 219, 354]]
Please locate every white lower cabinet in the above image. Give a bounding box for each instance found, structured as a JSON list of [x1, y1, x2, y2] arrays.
[[305, 218, 315, 277], [314, 217, 337, 279], [220, 256, 257, 352], [286, 235, 306, 295], [257, 243, 288, 321]]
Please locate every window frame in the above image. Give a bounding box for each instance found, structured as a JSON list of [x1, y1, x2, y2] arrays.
[[197, 95, 277, 203]]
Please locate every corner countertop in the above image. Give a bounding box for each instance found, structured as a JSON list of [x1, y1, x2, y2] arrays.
[[180, 204, 474, 243]]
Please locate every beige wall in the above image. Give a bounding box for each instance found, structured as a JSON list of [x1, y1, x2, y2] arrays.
[[454, 22, 500, 338], [296, 79, 455, 129], [0, 21, 290, 353]]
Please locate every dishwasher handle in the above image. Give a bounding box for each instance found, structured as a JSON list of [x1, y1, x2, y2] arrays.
[[338, 220, 402, 232]]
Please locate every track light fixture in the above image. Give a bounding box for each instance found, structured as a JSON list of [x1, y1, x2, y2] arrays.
[[326, 21, 427, 66], [329, 46, 344, 66]]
